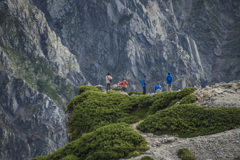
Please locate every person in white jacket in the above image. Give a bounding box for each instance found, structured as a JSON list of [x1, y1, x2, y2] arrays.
[[106, 73, 113, 91]]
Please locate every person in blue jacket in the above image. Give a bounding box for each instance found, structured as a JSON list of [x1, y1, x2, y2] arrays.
[[141, 75, 147, 94], [166, 72, 173, 91], [155, 83, 162, 93]]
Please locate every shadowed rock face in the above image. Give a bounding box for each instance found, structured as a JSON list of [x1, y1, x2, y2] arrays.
[[0, 0, 240, 159], [32, 0, 240, 91], [0, 70, 68, 160]]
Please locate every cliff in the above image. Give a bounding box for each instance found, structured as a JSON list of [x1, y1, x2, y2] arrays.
[[0, 70, 68, 160], [0, 0, 240, 159], [32, 0, 240, 89]]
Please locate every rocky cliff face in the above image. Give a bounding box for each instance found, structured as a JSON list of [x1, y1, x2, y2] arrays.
[[0, 70, 68, 160], [0, 0, 87, 159], [32, 0, 240, 90], [0, 0, 240, 159]]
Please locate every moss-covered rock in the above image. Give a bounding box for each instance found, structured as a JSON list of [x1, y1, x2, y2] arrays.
[[31, 123, 147, 160], [137, 104, 240, 137], [177, 148, 195, 160]]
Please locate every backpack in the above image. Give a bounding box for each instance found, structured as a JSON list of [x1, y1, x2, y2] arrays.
[[108, 76, 112, 83], [124, 81, 127, 89]]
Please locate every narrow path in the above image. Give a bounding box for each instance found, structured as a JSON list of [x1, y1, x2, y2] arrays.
[[120, 122, 240, 160]]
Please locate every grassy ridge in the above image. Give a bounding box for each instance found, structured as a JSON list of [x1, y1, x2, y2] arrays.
[[137, 104, 240, 137], [32, 85, 240, 160], [31, 123, 147, 160]]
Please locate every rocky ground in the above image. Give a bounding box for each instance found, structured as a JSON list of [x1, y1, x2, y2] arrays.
[[120, 81, 240, 160]]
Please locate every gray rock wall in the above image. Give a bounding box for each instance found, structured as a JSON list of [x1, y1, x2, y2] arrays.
[[0, 70, 68, 160], [33, 0, 211, 91], [0, 0, 240, 159]]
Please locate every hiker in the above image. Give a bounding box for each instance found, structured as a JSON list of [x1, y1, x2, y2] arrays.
[[118, 78, 128, 92], [106, 73, 113, 91], [155, 82, 162, 93], [141, 75, 147, 95], [166, 72, 173, 91]]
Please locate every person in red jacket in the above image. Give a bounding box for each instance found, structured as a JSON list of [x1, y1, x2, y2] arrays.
[[118, 78, 128, 92]]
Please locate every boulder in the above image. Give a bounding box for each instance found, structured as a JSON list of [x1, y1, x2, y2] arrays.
[[95, 85, 104, 92], [111, 84, 122, 91], [155, 89, 162, 93], [120, 92, 128, 95]]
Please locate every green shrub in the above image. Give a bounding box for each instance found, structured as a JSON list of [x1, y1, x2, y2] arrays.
[[149, 87, 197, 114], [177, 148, 195, 160], [31, 87, 203, 160], [31, 123, 147, 160], [78, 85, 101, 95], [179, 94, 196, 104], [68, 91, 133, 141], [107, 90, 120, 94], [60, 155, 78, 160], [137, 104, 240, 137], [66, 91, 103, 112], [68, 87, 198, 140], [128, 91, 143, 96], [141, 156, 154, 160], [175, 87, 197, 99]]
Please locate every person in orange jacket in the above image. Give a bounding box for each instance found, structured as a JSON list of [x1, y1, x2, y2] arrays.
[[118, 78, 128, 92]]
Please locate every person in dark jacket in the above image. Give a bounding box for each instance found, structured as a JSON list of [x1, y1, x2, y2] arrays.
[[141, 75, 147, 94], [155, 83, 162, 93], [166, 72, 173, 91]]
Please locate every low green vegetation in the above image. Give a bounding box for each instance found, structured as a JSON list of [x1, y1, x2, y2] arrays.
[[177, 148, 195, 160], [128, 91, 143, 96], [107, 90, 121, 94], [141, 156, 154, 160], [67, 90, 133, 141], [78, 85, 101, 95], [31, 123, 147, 160], [148, 87, 197, 114], [179, 94, 196, 105], [60, 155, 78, 160], [137, 104, 240, 137], [67, 86, 197, 141], [33, 85, 240, 159]]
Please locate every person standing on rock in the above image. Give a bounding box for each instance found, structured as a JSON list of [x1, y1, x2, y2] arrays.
[[118, 78, 128, 92], [142, 75, 147, 95], [155, 82, 162, 93], [166, 72, 173, 91], [106, 73, 113, 91]]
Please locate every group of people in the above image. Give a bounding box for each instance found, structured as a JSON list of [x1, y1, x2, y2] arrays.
[[106, 73, 128, 92], [142, 72, 173, 94], [105, 72, 173, 94]]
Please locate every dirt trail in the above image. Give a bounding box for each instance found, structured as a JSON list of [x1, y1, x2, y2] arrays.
[[121, 122, 240, 160], [120, 81, 240, 160]]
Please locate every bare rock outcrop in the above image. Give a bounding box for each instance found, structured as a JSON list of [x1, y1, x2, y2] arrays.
[[194, 81, 240, 108]]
